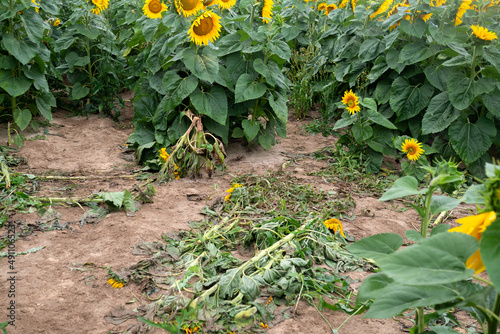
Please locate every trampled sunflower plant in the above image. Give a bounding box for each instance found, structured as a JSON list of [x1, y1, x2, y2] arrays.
[[126, 0, 291, 174], [347, 161, 500, 334], [0, 0, 59, 148]]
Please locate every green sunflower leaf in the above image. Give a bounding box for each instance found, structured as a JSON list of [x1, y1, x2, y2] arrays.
[[422, 92, 460, 135], [379, 176, 428, 201], [241, 119, 260, 142], [234, 74, 266, 103], [190, 85, 228, 125], [398, 40, 440, 65], [346, 233, 403, 261], [71, 82, 90, 100], [448, 115, 496, 164], [13, 108, 32, 131], [182, 47, 219, 84], [483, 92, 500, 119], [390, 77, 434, 121], [1, 34, 37, 65], [20, 8, 44, 43], [0, 69, 32, 97]]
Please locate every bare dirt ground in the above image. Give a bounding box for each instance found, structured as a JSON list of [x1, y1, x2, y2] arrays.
[[0, 95, 475, 334]]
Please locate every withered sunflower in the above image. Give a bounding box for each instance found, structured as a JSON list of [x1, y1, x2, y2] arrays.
[[188, 10, 222, 45]]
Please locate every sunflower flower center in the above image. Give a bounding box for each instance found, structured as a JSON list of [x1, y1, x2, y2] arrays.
[[149, 0, 163, 13], [193, 16, 213, 36], [181, 0, 199, 11], [347, 99, 354, 107]]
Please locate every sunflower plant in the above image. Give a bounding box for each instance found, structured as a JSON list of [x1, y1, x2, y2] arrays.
[[346, 161, 500, 334], [126, 0, 291, 175], [50, 0, 127, 118], [302, 0, 500, 177], [0, 0, 59, 148]]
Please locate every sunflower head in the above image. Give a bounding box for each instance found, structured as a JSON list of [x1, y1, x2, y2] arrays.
[[203, 0, 219, 8], [91, 0, 109, 14], [188, 10, 222, 45], [218, 0, 236, 10], [326, 3, 337, 13], [323, 218, 346, 238], [401, 138, 424, 161], [318, 2, 327, 10], [176, 0, 204, 16], [262, 0, 274, 23], [341, 90, 360, 115], [143, 0, 168, 18], [449, 211, 496, 274], [53, 19, 61, 26], [224, 183, 243, 201], [470, 25, 498, 41]]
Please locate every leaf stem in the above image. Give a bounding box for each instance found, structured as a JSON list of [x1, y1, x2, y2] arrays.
[[487, 293, 500, 334]]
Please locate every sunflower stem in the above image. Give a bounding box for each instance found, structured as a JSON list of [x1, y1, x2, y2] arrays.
[[416, 307, 425, 333], [487, 293, 500, 334], [470, 46, 477, 81], [249, 2, 257, 25]]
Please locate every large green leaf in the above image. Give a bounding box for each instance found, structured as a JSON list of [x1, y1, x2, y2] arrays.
[[0, 70, 32, 97], [20, 9, 44, 43], [448, 116, 496, 164], [1, 34, 36, 65], [424, 65, 454, 91], [483, 44, 500, 73], [377, 232, 477, 285], [190, 86, 227, 125], [346, 233, 403, 261], [447, 73, 495, 110], [36, 91, 56, 121], [421, 92, 460, 135], [269, 92, 288, 124], [358, 38, 385, 62], [13, 108, 32, 131], [481, 218, 500, 293], [268, 39, 291, 61], [23, 65, 49, 92], [161, 73, 199, 111], [356, 272, 394, 304], [71, 82, 90, 100], [400, 18, 426, 38], [398, 40, 440, 65], [483, 92, 500, 119], [241, 119, 260, 142], [390, 77, 434, 121], [182, 47, 219, 83], [235, 74, 266, 103], [429, 196, 462, 215], [65, 52, 90, 72], [379, 176, 428, 201], [365, 109, 397, 129], [364, 283, 464, 318]]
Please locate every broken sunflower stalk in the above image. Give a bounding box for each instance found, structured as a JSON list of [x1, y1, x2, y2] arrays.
[[160, 111, 226, 180], [107, 268, 127, 289]]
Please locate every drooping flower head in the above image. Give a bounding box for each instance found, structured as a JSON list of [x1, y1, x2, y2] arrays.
[[341, 90, 360, 115], [326, 3, 337, 14], [176, 0, 204, 16], [218, 0, 236, 10], [53, 19, 61, 26], [455, 0, 472, 26], [188, 10, 222, 45], [225, 183, 243, 201], [262, 0, 274, 23], [401, 138, 424, 161], [449, 211, 496, 274], [107, 278, 125, 289], [470, 25, 498, 41], [91, 0, 109, 14], [323, 218, 346, 237], [159, 148, 180, 179], [143, 0, 167, 18]]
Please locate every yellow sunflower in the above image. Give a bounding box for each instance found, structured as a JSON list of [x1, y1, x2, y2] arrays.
[[143, 0, 167, 18], [159, 148, 180, 179], [338, 0, 349, 8], [218, 0, 236, 10], [53, 19, 61, 26], [449, 211, 496, 274], [387, 1, 408, 17], [176, 0, 204, 17], [455, 0, 472, 26], [470, 25, 498, 41], [401, 138, 424, 161], [326, 3, 337, 14], [262, 0, 273, 23], [107, 278, 125, 289], [188, 10, 222, 45], [341, 90, 360, 115], [420, 13, 432, 22], [91, 0, 109, 14], [318, 2, 327, 10], [351, 0, 357, 11], [370, 0, 393, 19], [430, 0, 446, 6], [225, 183, 243, 201], [323, 218, 346, 238]]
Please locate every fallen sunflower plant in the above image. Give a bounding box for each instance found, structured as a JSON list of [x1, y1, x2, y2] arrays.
[[160, 110, 226, 180]]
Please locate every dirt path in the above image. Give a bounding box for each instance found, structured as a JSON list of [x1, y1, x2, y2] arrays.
[[0, 100, 467, 334]]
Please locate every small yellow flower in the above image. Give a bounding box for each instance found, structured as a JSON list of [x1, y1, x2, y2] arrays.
[[470, 25, 498, 41], [224, 183, 242, 201], [260, 322, 269, 328], [449, 211, 496, 274], [53, 19, 61, 26], [323, 218, 346, 237], [107, 278, 125, 289], [401, 138, 424, 161], [341, 90, 360, 115]]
